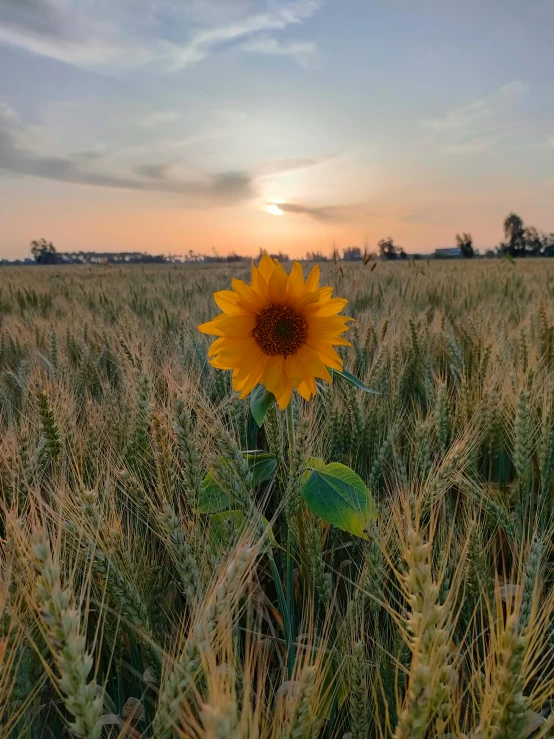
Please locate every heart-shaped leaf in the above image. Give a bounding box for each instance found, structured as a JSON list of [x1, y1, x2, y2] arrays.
[[246, 452, 278, 484], [197, 452, 278, 513], [306, 456, 326, 470], [250, 384, 275, 426], [301, 462, 377, 539], [197, 472, 232, 514]]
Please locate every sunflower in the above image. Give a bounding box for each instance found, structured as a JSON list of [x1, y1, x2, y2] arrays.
[[198, 255, 352, 409]]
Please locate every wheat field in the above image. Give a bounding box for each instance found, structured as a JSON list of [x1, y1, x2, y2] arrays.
[[2, 259, 554, 738]]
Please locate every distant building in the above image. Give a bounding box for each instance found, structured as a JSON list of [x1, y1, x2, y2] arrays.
[[434, 247, 461, 258]]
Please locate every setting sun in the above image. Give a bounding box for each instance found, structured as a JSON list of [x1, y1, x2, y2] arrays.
[[266, 204, 284, 216]]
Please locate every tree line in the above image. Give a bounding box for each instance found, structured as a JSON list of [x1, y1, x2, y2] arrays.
[[9, 212, 554, 267]]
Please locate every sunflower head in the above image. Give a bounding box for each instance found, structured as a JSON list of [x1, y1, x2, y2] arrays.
[[198, 255, 352, 409]]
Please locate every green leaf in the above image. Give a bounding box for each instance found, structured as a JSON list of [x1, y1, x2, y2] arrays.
[[209, 510, 249, 545], [197, 472, 232, 514], [250, 384, 275, 426], [306, 456, 326, 470], [246, 453, 277, 484], [197, 453, 277, 513], [209, 510, 275, 547], [331, 368, 378, 394], [301, 462, 377, 539]]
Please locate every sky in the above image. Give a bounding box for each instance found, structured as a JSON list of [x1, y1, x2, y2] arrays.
[[0, 0, 553, 259]]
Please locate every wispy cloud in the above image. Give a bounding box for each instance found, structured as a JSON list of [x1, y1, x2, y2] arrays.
[[0, 101, 21, 125], [256, 154, 337, 176], [418, 81, 530, 154], [418, 81, 527, 132], [133, 110, 180, 128], [0, 0, 158, 69], [267, 201, 355, 222], [169, 0, 322, 69], [239, 36, 317, 66], [441, 129, 515, 154], [0, 0, 323, 71], [0, 105, 254, 204]]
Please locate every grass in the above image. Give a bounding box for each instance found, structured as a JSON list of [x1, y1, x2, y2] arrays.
[[2, 258, 554, 737]]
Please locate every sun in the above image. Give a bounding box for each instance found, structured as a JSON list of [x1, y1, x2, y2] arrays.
[[266, 203, 284, 216]]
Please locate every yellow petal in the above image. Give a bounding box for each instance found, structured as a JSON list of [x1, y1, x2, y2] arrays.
[[231, 278, 266, 312], [233, 355, 266, 398], [263, 355, 287, 400], [296, 379, 313, 401], [207, 336, 230, 356], [308, 342, 343, 371], [268, 262, 289, 304], [210, 337, 258, 364], [251, 264, 270, 301], [232, 346, 265, 381], [296, 345, 332, 383], [198, 316, 226, 336], [237, 373, 264, 400], [305, 264, 320, 292], [295, 286, 331, 311], [209, 357, 228, 369], [213, 290, 243, 315], [257, 254, 276, 282], [217, 315, 256, 337], [287, 261, 305, 304], [307, 298, 349, 317], [285, 353, 305, 386], [274, 381, 293, 410], [309, 316, 352, 334]]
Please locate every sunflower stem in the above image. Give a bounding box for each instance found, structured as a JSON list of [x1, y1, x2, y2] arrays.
[[284, 397, 308, 623]]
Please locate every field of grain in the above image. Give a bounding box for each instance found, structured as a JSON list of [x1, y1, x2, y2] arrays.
[[2, 259, 554, 738]]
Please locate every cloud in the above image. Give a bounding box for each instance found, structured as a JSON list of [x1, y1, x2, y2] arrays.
[[256, 154, 337, 176], [267, 201, 352, 222], [168, 0, 322, 69], [441, 129, 515, 154], [134, 162, 175, 180], [0, 102, 21, 125], [0, 0, 322, 72], [133, 110, 180, 127], [417, 81, 530, 155], [418, 81, 527, 132], [0, 22, 155, 70], [0, 0, 67, 39], [239, 35, 316, 66], [0, 109, 254, 204], [0, 0, 164, 69]]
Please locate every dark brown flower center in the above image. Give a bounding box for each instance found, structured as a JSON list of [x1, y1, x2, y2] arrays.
[[253, 305, 307, 356]]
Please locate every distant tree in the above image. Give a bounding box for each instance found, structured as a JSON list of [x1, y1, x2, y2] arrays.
[[398, 248, 408, 259], [226, 251, 245, 263], [523, 226, 546, 257], [378, 237, 398, 260], [502, 213, 526, 257], [342, 246, 362, 261], [455, 232, 474, 258], [257, 248, 289, 262], [544, 234, 554, 258], [305, 250, 329, 262], [30, 238, 58, 265]]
